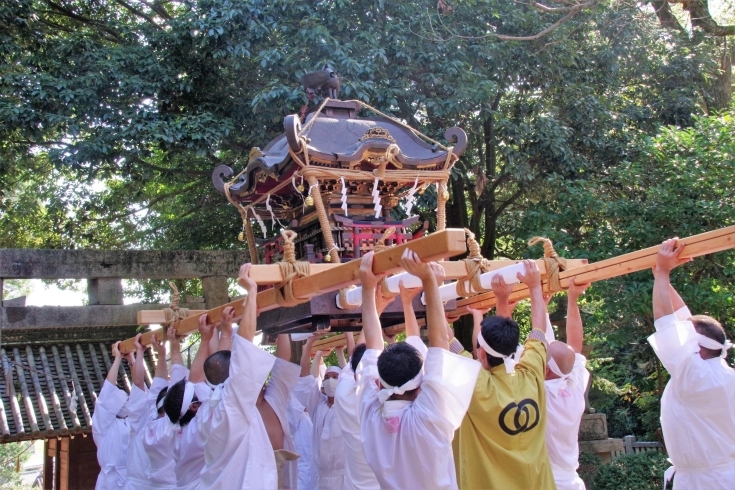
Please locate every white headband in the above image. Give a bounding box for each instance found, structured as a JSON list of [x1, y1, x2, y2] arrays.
[[377, 371, 423, 404], [156, 397, 165, 411], [477, 333, 524, 374], [180, 382, 196, 418], [547, 355, 574, 394], [204, 375, 222, 390], [325, 366, 342, 375], [697, 334, 733, 358]]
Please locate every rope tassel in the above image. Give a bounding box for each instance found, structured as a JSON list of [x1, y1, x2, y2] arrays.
[[528, 236, 567, 292]]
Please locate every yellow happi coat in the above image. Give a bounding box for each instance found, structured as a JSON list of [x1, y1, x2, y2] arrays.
[[453, 330, 556, 490]]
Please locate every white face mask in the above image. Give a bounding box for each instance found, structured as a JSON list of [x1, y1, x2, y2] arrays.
[[322, 377, 339, 397]]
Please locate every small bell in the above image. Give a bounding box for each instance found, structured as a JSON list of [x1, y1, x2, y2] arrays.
[[305, 195, 315, 206], [441, 190, 450, 201], [324, 253, 332, 262], [238, 231, 245, 242], [297, 184, 305, 192]]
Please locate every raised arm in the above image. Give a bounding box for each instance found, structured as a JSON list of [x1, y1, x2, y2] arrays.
[[517, 259, 546, 333], [150, 333, 169, 380], [167, 327, 184, 367], [275, 333, 292, 362], [468, 307, 489, 358], [301, 335, 319, 377], [492, 275, 518, 319], [190, 312, 218, 383], [131, 334, 146, 390], [336, 345, 347, 368], [360, 252, 386, 351], [208, 327, 221, 354], [669, 284, 687, 312], [345, 332, 355, 358], [653, 239, 690, 321], [107, 342, 123, 385], [566, 281, 590, 354], [310, 350, 325, 378], [399, 281, 423, 338], [237, 263, 259, 341], [401, 250, 448, 349]]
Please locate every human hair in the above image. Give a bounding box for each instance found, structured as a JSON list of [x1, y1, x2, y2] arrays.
[[156, 386, 168, 414], [479, 315, 520, 368], [163, 379, 196, 426], [204, 350, 232, 386], [350, 343, 368, 373], [691, 315, 726, 357], [377, 342, 423, 391]]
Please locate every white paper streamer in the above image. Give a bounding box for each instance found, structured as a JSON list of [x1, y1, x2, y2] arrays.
[[340, 176, 348, 216], [372, 178, 382, 218], [405, 176, 419, 216], [266, 194, 276, 231], [253, 213, 267, 237]]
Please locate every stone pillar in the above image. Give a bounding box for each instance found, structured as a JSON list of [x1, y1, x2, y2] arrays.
[[87, 278, 124, 305], [202, 276, 229, 309]]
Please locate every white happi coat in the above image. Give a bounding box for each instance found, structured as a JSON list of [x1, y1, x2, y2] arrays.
[[648, 306, 735, 489], [196, 335, 279, 490], [288, 397, 317, 490], [125, 378, 168, 490], [93, 381, 134, 490], [264, 357, 302, 490], [293, 375, 346, 490], [356, 346, 480, 490], [544, 354, 590, 490], [139, 365, 190, 489], [173, 383, 212, 490]]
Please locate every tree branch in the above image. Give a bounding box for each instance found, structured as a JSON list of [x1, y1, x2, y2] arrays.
[[112, 0, 163, 29], [669, 0, 735, 36], [42, 0, 124, 42], [492, 187, 525, 219]]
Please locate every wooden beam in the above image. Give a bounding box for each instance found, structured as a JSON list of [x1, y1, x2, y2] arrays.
[[119, 229, 468, 353], [447, 225, 735, 321], [310, 334, 349, 355], [136, 309, 208, 325]]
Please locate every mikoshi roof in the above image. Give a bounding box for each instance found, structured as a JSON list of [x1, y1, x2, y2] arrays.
[[212, 99, 468, 206], [0, 326, 156, 442]]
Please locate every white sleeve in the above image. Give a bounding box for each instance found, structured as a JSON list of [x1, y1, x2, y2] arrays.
[[170, 364, 189, 385], [293, 375, 324, 423], [571, 354, 590, 397], [675, 306, 692, 322], [545, 314, 555, 343], [355, 349, 381, 421], [127, 384, 151, 434], [148, 377, 169, 407], [414, 348, 481, 434], [221, 335, 276, 419], [264, 358, 301, 418], [648, 316, 700, 373], [405, 336, 428, 358], [143, 417, 177, 472], [92, 381, 129, 437]]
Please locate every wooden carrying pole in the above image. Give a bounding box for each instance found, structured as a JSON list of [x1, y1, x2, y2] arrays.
[[119, 228, 468, 353], [447, 225, 735, 321]]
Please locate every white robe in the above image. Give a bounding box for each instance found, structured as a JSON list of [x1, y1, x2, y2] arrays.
[[288, 397, 317, 490], [649, 307, 735, 489], [132, 365, 188, 490], [293, 375, 346, 490], [356, 347, 480, 490], [196, 335, 278, 489], [93, 381, 132, 490], [334, 366, 380, 490], [264, 357, 302, 490], [125, 379, 168, 490], [544, 354, 590, 490], [173, 383, 212, 490]]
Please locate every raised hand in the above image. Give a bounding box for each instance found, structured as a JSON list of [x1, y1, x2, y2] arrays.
[[112, 341, 122, 360], [517, 259, 541, 290], [150, 332, 167, 357], [491, 274, 515, 302], [219, 306, 235, 337], [198, 313, 216, 343], [655, 238, 691, 275], [568, 280, 591, 300], [237, 263, 258, 294], [398, 280, 422, 304], [399, 249, 432, 281], [359, 252, 385, 291]]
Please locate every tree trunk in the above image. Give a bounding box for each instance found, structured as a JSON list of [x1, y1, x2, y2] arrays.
[[710, 42, 733, 110]]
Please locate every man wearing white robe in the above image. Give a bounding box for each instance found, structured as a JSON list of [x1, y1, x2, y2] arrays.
[[356, 250, 480, 490], [294, 336, 346, 490], [93, 341, 139, 490], [543, 282, 591, 490], [195, 263, 282, 489], [288, 396, 317, 490], [137, 329, 189, 489], [649, 237, 735, 489]]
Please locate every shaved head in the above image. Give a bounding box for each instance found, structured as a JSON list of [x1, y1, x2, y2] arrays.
[[547, 341, 575, 380]]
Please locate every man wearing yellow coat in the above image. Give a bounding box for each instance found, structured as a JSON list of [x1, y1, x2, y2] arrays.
[[454, 260, 556, 490]]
